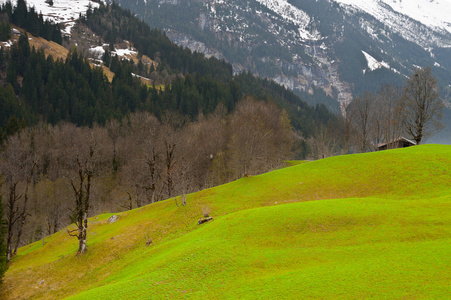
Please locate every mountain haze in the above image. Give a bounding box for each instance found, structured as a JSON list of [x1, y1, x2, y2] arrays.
[[1, 0, 449, 142], [114, 0, 451, 111]]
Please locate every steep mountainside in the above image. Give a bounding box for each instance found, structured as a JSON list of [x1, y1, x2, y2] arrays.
[[0, 0, 100, 36], [114, 0, 451, 112], [0, 0, 337, 149]]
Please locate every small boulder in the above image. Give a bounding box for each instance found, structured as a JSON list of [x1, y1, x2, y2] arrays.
[[108, 215, 118, 223]]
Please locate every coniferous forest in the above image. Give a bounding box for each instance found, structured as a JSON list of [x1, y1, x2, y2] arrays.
[[0, 2, 335, 145]]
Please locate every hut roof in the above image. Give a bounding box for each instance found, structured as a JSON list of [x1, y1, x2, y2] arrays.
[[377, 137, 417, 148]]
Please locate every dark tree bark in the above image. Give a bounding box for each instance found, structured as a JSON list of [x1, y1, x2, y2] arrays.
[[13, 160, 36, 255], [144, 147, 159, 203], [5, 183, 20, 262], [1, 131, 38, 261], [67, 144, 94, 255], [165, 140, 176, 198]]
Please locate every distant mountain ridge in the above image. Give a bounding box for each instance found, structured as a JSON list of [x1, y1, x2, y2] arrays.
[[113, 0, 451, 112], [334, 0, 451, 39], [1, 0, 449, 142], [0, 0, 338, 149]]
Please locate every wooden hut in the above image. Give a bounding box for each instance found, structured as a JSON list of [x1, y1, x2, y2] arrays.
[[377, 137, 416, 151]]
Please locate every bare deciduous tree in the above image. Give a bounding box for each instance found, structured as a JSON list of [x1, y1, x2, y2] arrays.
[[0, 130, 38, 261], [377, 84, 406, 149], [307, 123, 339, 159], [184, 109, 228, 190], [340, 103, 356, 154], [106, 119, 123, 172], [66, 132, 99, 255], [402, 66, 444, 144], [120, 112, 164, 207], [160, 111, 187, 198], [349, 92, 375, 152], [228, 97, 293, 178]]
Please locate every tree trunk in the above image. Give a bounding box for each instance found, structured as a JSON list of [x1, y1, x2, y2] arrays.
[[78, 212, 88, 254], [6, 183, 20, 261], [68, 152, 93, 255], [13, 212, 26, 255], [165, 141, 175, 198], [53, 204, 59, 234], [13, 161, 36, 255]]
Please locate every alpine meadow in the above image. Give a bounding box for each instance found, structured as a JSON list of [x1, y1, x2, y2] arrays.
[[0, 0, 450, 299], [2, 145, 451, 299]]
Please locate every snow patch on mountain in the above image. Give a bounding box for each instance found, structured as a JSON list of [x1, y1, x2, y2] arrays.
[[0, 0, 100, 35], [381, 0, 451, 34], [335, 0, 451, 34], [254, 0, 320, 40], [89, 42, 141, 61], [334, 0, 451, 47], [89, 45, 105, 59], [362, 50, 389, 72]]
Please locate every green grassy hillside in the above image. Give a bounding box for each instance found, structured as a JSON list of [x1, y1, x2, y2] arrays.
[[2, 145, 451, 299]]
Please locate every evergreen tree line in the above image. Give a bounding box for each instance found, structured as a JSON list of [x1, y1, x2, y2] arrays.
[[81, 2, 233, 83], [0, 0, 62, 44], [0, 8, 336, 153], [80, 2, 336, 145], [0, 33, 230, 137], [0, 21, 10, 41]]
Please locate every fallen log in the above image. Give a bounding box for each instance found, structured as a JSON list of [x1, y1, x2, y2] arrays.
[[197, 217, 213, 225]]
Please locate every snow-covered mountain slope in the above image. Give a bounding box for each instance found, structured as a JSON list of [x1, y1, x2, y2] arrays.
[[335, 0, 451, 35], [114, 0, 451, 112], [0, 0, 100, 35], [1, 0, 149, 60], [254, 0, 320, 41], [333, 0, 451, 49], [3, 0, 451, 116]]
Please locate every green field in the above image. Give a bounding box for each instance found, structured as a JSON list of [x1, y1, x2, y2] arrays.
[[3, 145, 450, 299]]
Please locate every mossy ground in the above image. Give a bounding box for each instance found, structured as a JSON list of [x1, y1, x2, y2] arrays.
[[3, 145, 450, 299]]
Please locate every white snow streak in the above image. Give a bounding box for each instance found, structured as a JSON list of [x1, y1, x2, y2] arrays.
[[254, 0, 319, 40], [362, 50, 390, 71], [89, 45, 105, 59], [334, 0, 451, 34]]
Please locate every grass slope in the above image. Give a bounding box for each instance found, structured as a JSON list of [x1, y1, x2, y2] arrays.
[[2, 145, 451, 299]]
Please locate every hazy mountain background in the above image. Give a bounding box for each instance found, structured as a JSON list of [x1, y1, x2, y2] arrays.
[[0, 0, 449, 142], [113, 0, 451, 143]]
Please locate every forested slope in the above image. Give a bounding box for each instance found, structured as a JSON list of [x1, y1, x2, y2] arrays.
[[0, 2, 336, 146], [0, 0, 340, 263]]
